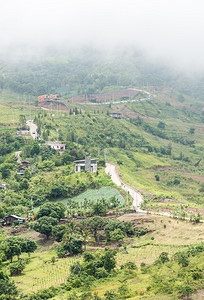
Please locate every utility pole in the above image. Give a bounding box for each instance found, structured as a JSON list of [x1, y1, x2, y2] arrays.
[[180, 196, 181, 214], [56, 128, 59, 141], [30, 196, 33, 213], [29, 95, 31, 120], [12, 109, 15, 124], [104, 148, 106, 162], [76, 137, 78, 151]]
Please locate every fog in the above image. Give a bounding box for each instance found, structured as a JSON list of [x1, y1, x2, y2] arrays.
[[1, 0, 204, 72]]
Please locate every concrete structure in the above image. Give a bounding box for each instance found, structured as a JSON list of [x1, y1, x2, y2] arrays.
[[110, 112, 121, 119], [74, 156, 98, 173], [5, 215, 25, 224], [45, 142, 66, 151]]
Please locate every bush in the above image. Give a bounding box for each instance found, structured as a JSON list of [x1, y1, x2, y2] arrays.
[[121, 261, 137, 270], [155, 252, 169, 264], [10, 259, 25, 276]]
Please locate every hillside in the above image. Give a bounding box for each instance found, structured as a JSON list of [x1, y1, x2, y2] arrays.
[[0, 54, 203, 299]]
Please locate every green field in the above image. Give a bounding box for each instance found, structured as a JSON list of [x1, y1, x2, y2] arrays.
[[53, 186, 125, 207]]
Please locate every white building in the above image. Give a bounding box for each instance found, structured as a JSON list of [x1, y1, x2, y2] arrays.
[[45, 142, 66, 151], [74, 156, 98, 173]]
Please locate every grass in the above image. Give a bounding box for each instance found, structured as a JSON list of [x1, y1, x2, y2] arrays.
[[11, 250, 81, 293], [9, 214, 203, 298]]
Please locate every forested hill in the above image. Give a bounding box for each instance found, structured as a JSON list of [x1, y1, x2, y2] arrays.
[[0, 47, 204, 99]]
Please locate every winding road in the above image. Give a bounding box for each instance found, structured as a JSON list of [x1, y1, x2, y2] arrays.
[[105, 162, 204, 222], [105, 162, 144, 213], [79, 89, 156, 105]]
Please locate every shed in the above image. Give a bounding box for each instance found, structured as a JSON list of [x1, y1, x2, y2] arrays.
[[110, 113, 121, 119], [5, 215, 25, 224]]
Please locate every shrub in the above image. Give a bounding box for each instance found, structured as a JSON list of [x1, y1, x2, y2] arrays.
[[10, 259, 25, 276], [155, 252, 169, 264], [121, 261, 138, 270]]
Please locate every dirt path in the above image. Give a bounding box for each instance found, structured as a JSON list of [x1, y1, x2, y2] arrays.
[[26, 120, 38, 139]]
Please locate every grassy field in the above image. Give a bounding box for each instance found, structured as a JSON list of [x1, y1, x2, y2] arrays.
[[53, 186, 125, 207]]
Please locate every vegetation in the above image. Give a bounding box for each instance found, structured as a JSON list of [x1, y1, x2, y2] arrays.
[[0, 49, 203, 299]]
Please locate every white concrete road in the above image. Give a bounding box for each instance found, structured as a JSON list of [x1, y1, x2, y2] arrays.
[[15, 151, 22, 163], [105, 162, 144, 213], [26, 120, 38, 139]]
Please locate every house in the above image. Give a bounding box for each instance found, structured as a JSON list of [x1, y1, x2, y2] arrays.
[[17, 166, 26, 175], [74, 156, 98, 173], [110, 113, 121, 119], [17, 130, 30, 136], [21, 161, 31, 168], [38, 94, 60, 102], [45, 141, 66, 151], [5, 215, 25, 224]]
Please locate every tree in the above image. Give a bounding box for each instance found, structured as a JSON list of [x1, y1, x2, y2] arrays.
[[4, 238, 21, 262], [21, 238, 37, 256], [19, 115, 26, 125], [199, 183, 204, 193], [53, 224, 66, 242], [36, 202, 65, 220], [0, 278, 18, 297], [81, 229, 90, 251], [156, 252, 169, 264], [174, 251, 189, 267], [19, 179, 29, 190], [109, 228, 124, 245], [157, 121, 166, 129], [34, 216, 58, 239], [1, 166, 11, 179], [30, 141, 40, 156], [189, 127, 195, 134], [88, 216, 106, 242], [92, 200, 107, 215], [0, 206, 5, 219], [155, 174, 160, 181], [62, 233, 83, 255], [101, 248, 117, 273]]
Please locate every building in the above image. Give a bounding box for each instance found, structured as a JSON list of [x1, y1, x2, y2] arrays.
[[38, 94, 60, 102], [74, 156, 98, 173], [17, 166, 26, 175], [0, 183, 6, 189], [5, 215, 25, 224], [21, 161, 31, 168], [110, 113, 121, 119], [17, 130, 30, 136], [45, 141, 66, 151]]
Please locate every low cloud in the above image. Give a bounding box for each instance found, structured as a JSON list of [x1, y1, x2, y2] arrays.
[[1, 0, 204, 72]]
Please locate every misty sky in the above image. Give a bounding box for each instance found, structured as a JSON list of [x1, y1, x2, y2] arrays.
[[1, 0, 204, 71]]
